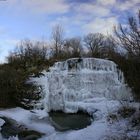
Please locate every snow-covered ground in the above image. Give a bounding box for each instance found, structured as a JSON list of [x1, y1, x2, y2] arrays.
[[0, 58, 139, 140], [0, 99, 139, 140]]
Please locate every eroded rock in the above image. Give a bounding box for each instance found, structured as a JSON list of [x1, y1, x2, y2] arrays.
[[0, 117, 43, 140]]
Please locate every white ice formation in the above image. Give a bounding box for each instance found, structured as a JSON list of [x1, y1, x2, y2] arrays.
[[32, 58, 132, 113]]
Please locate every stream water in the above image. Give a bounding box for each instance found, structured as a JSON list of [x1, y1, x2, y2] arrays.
[[49, 111, 92, 131]]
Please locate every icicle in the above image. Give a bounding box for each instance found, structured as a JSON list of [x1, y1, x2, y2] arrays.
[[32, 58, 132, 113]]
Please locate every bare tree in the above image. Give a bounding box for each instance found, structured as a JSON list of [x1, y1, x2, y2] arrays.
[[7, 39, 48, 71], [64, 37, 82, 57], [114, 10, 140, 58], [51, 24, 64, 58], [83, 33, 105, 57], [100, 35, 117, 58]]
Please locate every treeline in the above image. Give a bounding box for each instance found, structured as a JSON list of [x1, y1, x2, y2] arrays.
[[0, 11, 140, 108]]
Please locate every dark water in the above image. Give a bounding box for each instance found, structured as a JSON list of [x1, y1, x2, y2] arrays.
[[49, 111, 92, 131]]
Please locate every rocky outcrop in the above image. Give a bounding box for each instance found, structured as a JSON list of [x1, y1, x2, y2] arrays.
[[0, 117, 44, 140]]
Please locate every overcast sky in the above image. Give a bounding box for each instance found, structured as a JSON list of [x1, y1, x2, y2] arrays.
[[0, 0, 140, 62]]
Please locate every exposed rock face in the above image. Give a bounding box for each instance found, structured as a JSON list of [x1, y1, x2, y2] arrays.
[[32, 58, 132, 113], [0, 117, 43, 140]]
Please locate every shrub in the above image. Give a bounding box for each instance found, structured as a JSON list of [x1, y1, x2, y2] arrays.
[[117, 106, 136, 118], [0, 64, 41, 108]]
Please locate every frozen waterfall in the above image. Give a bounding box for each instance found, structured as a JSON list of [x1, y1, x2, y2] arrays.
[[32, 58, 132, 113]]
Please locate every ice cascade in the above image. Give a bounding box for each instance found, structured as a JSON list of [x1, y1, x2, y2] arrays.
[[33, 58, 131, 113]]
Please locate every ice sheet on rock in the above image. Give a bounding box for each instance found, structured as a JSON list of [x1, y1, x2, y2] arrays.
[[0, 108, 55, 135], [31, 58, 132, 112]]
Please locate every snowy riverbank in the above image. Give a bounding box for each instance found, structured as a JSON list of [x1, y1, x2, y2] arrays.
[[0, 99, 139, 140], [0, 58, 139, 140]]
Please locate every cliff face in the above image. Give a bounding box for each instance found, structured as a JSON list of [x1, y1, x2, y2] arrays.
[[32, 58, 132, 112]]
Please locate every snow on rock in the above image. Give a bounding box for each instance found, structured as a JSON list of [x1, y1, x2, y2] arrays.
[[0, 108, 55, 136], [8, 136, 19, 140], [0, 118, 5, 130], [31, 58, 132, 113], [0, 117, 5, 139]]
